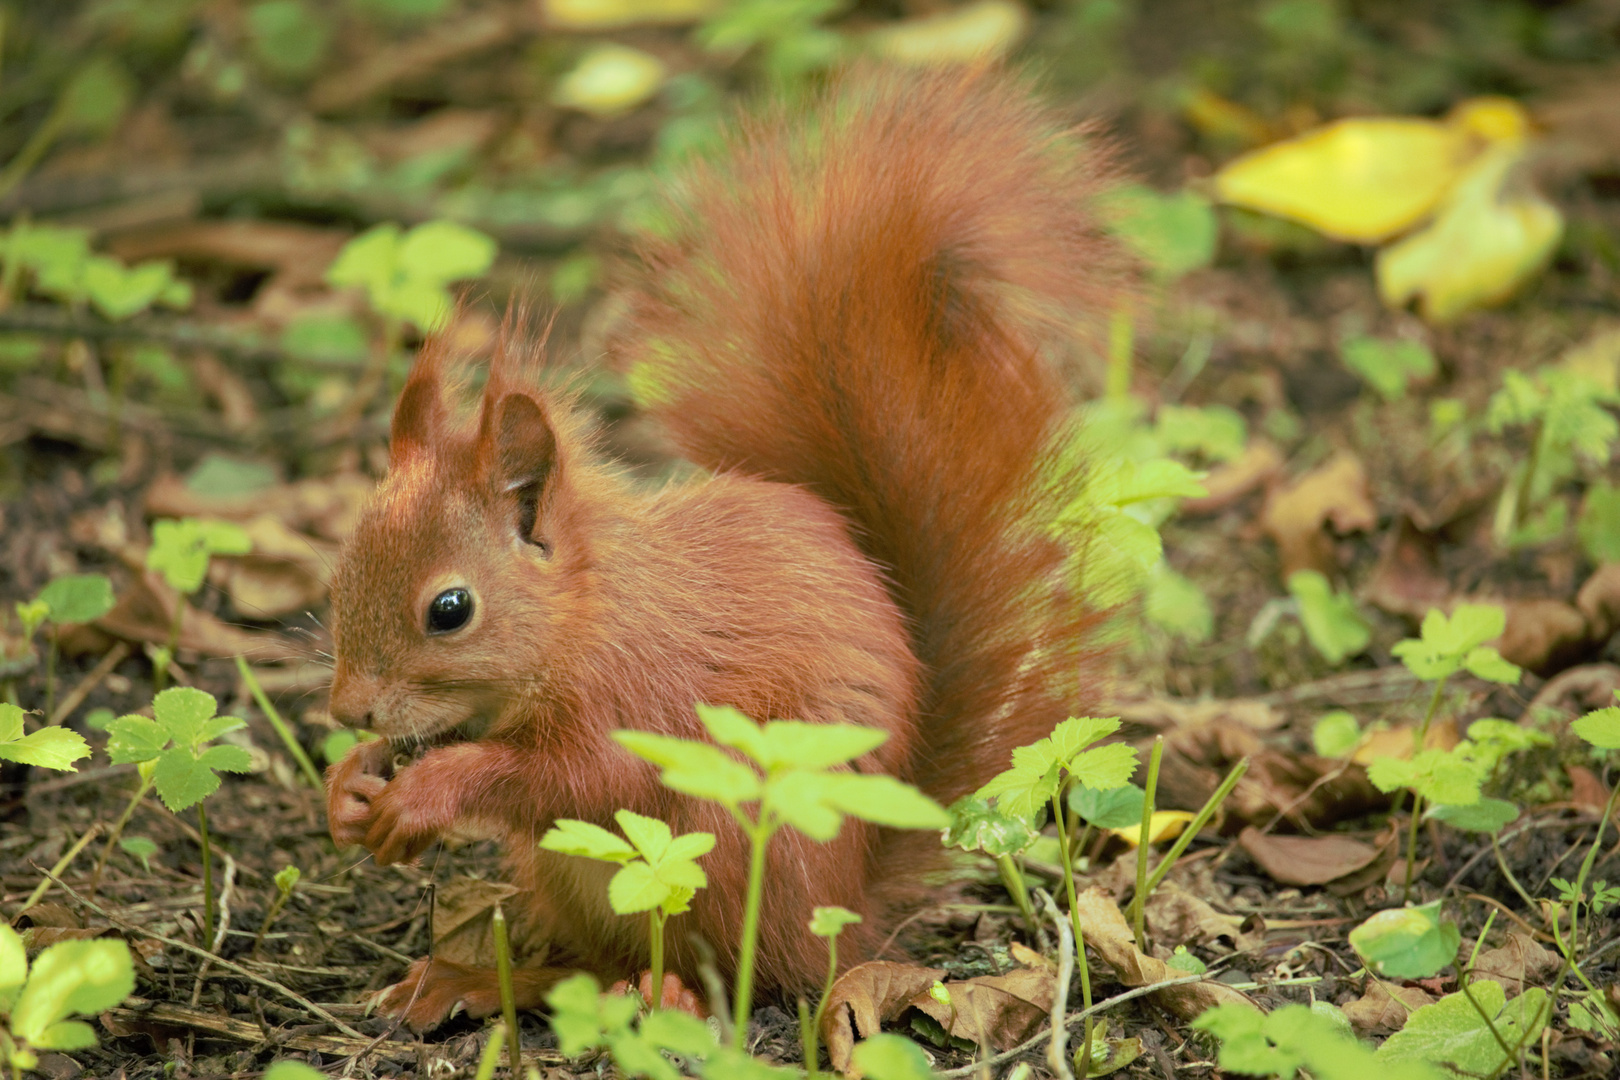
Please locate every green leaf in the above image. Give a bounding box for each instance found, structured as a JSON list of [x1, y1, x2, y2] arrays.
[[1578, 480, 1620, 563], [185, 455, 278, 499], [321, 728, 358, 765], [326, 224, 402, 294], [1287, 570, 1370, 665], [849, 1033, 938, 1080], [196, 744, 253, 774], [1155, 404, 1248, 463], [1191, 1001, 1300, 1077], [1392, 604, 1513, 683], [1340, 336, 1436, 402], [36, 574, 115, 625], [1068, 782, 1148, 829], [105, 715, 168, 764], [1048, 716, 1126, 765], [1376, 981, 1547, 1076], [152, 746, 226, 811], [1462, 645, 1520, 685], [152, 687, 223, 747], [1067, 741, 1139, 791], [757, 720, 889, 773], [119, 836, 158, 872], [1101, 185, 1218, 281], [608, 861, 671, 915], [1426, 796, 1519, 833], [15, 598, 49, 639], [1347, 900, 1460, 979], [943, 795, 1039, 856], [9, 939, 135, 1046], [0, 726, 90, 771], [0, 923, 25, 1010], [810, 906, 862, 938], [1145, 563, 1214, 644], [264, 1063, 329, 1080], [1367, 747, 1483, 806], [247, 0, 332, 80], [274, 865, 302, 894], [641, 1008, 716, 1057], [1573, 705, 1620, 750], [694, 703, 770, 764], [539, 819, 639, 864], [84, 257, 175, 321], [57, 59, 133, 137], [147, 517, 252, 595], [762, 771, 845, 841], [1310, 711, 1362, 758], [815, 772, 951, 830], [612, 731, 763, 806], [397, 220, 497, 284], [0, 702, 23, 744], [615, 809, 673, 863], [662, 832, 716, 864], [32, 1018, 98, 1051]]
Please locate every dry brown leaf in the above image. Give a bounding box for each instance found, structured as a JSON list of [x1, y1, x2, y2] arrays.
[[1237, 826, 1383, 887], [1071, 886, 1255, 1021], [1366, 515, 1451, 620], [821, 960, 945, 1075], [1567, 764, 1611, 816], [906, 967, 1053, 1050], [1143, 885, 1244, 947], [1577, 565, 1620, 641], [1182, 439, 1284, 515], [1498, 598, 1590, 674], [1260, 453, 1377, 576], [429, 877, 523, 967], [145, 471, 373, 542], [94, 570, 300, 662], [1342, 980, 1433, 1035], [205, 515, 339, 618], [1113, 695, 1283, 732], [1528, 664, 1620, 719], [1353, 718, 1460, 765], [1009, 941, 1056, 972], [1474, 932, 1559, 996]]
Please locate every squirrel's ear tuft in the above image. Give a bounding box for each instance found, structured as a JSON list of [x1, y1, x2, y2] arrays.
[[389, 353, 445, 464]]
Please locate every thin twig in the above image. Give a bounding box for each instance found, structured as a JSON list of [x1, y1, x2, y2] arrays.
[[936, 974, 1209, 1079], [1036, 890, 1075, 1080], [46, 641, 129, 726], [43, 870, 366, 1038]]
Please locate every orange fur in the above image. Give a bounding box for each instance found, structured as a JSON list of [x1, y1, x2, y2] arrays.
[[325, 65, 1128, 1029]]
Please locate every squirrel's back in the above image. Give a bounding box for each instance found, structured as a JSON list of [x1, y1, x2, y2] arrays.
[[618, 65, 1130, 802]]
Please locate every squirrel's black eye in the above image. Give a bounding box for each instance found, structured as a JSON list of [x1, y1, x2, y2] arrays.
[[427, 588, 473, 634]]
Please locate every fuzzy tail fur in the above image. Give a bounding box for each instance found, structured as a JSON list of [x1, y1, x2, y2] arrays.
[[617, 65, 1130, 801]]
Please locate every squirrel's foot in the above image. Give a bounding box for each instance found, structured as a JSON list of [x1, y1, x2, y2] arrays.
[[373, 956, 574, 1032], [607, 971, 708, 1018]]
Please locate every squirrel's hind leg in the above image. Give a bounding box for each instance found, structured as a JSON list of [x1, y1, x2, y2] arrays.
[[374, 956, 574, 1032]]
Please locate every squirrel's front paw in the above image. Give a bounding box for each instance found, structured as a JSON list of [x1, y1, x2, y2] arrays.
[[361, 757, 459, 865], [325, 738, 391, 848], [372, 957, 497, 1031]]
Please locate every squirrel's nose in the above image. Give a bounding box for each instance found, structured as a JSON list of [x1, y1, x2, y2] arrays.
[[328, 670, 379, 729]]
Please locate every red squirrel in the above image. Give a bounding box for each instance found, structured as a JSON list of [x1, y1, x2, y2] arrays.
[[323, 65, 1128, 1030]]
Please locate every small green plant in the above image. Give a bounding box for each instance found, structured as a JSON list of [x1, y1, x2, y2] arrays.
[[1377, 980, 1547, 1078], [1286, 570, 1370, 665], [942, 795, 1039, 927], [546, 973, 716, 1080], [16, 574, 115, 719], [105, 688, 253, 946], [145, 518, 251, 690], [1374, 603, 1521, 901], [0, 923, 135, 1079], [1193, 1000, 1444, 1080], [802, 906, 860, 1080], [695, 0, 848, 88], [0, 703, 89, 773], [1487, 365, 1618, 547], [1347, 899, 1460, 980], [848, 1032, 938, 1080], [614, 703, 949, 1047], [975, 716, 1138, 1076], [253, 865, 301, 958], [1339, 336, 1437, 402], [539, 810, 716, 1010], [0, 59, 133, 201], [0, 223, 191, 319], [236, 656, 324, 789]]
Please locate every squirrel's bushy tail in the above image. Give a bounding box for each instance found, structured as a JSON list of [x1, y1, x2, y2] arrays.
[[619, 66, 1130, 801]]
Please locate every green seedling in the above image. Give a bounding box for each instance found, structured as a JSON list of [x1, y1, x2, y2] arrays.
[[1348, 899, 1460, 980], [1153, 404, 1247, 464], [0, 924, 135, 1080], [1310, 710, 1362, 758], [1578, 479, 1620, 564], [0, 703, 89, 773], [236, 656, 323, 789], [253, 865, 301, 959], [943, 795, 1039, 928], [18, 574, 115, 720], [848, 1032, 937, 1080], [803, 906, 860, 1080], [1193, 1000, 1445, 1080], [695, 0, 848, 88], [492, 903, 521, 1078], [247, 0, 332, 80], [0, 222, 191, 320], [473, 1019, 508, 1080], [118, 836, 157, 874], [1286, 570, 1370, 665], [1487, 366, 1618, 546], [323, 218, 496, 424], [615, 703, 949, 1047], [105, 688, 253, 946], [539, 810, 715, 1011], [0, 58, 132, 201], [976, 715, 1137, 1078], [1379, 604, 1521, 901], [1339, 336, 1436, 402], [145, 518, 251, 690], [546, 972, 716, 1080]]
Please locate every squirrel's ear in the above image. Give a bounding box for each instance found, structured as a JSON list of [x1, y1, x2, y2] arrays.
[[390, 355, 444, 464], [490, 392, 559, 544]]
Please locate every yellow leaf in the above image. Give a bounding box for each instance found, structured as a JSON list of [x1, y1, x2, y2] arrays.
[[867, 0, 1028, 66], [551, 45, 666, 118], [1375, 140, 1563, 322], [1109, 810, 1196, 847], [541, 0, 721, 30], [1214, 118, 1474, 242], [1182, 87, 1278, 149]]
